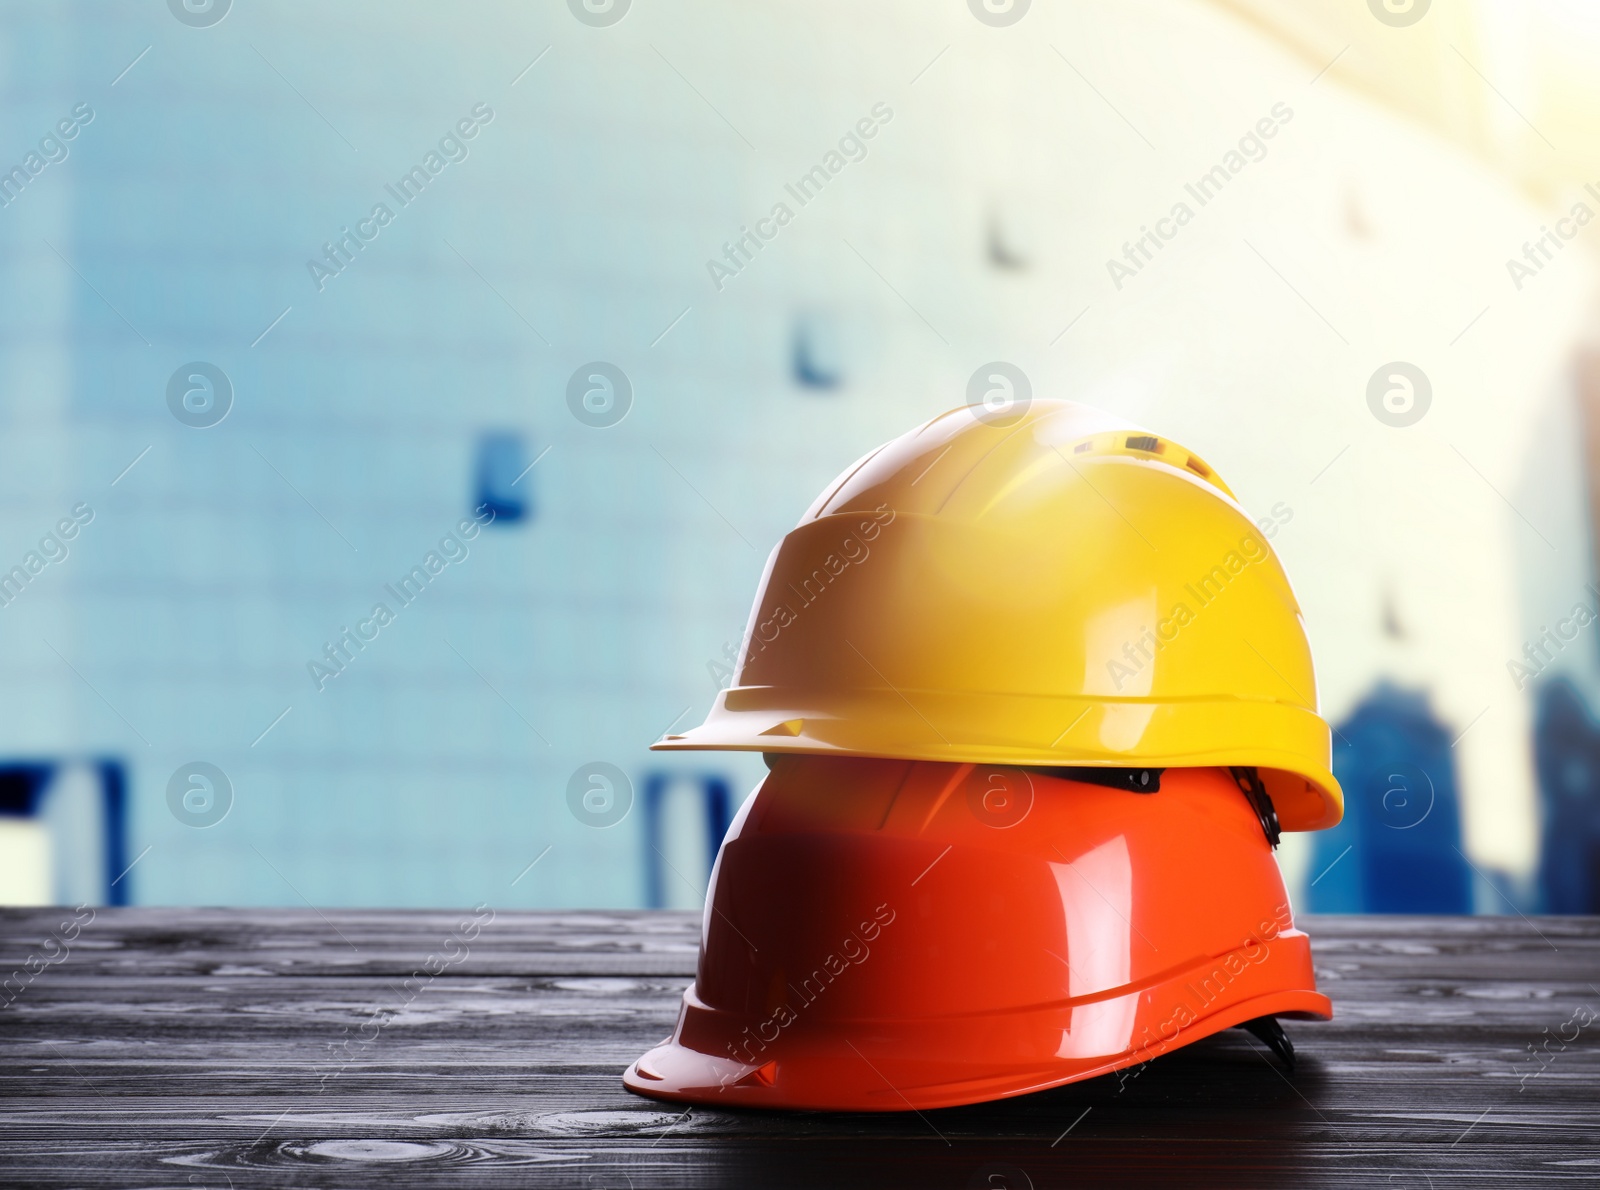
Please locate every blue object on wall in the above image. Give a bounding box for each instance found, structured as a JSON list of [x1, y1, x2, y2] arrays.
[[1307, 682, 1473, 913], [473, 431, 531, 524], [791, 316, 842, 390], [1533, 677, 1600, 913], [641, 772, 734, 909], [0, 764, 56, 818], [0, 759, 128, 904], [99, 760, 129, 907]]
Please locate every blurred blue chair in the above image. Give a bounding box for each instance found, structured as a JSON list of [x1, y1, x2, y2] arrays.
[[1306, 683, 1473, 913], [641, 772, 734, 909], [1534, 677, 1600, 913], [0, 760, 128, 906]]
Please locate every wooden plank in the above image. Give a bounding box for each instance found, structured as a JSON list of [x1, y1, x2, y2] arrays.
[[0, 910, 1596, 1187], [0, 907, 703, 978]]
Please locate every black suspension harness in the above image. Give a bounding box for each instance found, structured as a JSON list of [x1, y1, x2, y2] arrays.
[[1228, 766, 1282, 849], [1039, 765, 1281, 849]]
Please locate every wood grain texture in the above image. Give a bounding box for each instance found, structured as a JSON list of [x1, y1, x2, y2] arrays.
[[1, 909, 1597, 1188]]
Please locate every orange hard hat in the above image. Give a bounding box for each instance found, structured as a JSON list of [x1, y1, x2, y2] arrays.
[[625, 756, 1330, 1111]]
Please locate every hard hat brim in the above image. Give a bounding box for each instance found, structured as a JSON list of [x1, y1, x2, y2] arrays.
[[625, 986, 1331, 1112], [653, 687, 1343, 830]]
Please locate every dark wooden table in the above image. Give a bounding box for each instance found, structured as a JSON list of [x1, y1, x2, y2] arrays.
[[1, 910, 1596, 1188]]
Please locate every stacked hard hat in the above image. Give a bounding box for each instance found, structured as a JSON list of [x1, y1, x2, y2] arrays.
[[624, 400, 1343, 1112]]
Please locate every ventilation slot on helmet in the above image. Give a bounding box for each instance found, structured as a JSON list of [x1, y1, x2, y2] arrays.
[[1060, 433, 1233, 498]]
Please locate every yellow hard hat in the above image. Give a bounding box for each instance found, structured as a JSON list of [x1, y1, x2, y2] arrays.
[[656, 399, 1342, 831]]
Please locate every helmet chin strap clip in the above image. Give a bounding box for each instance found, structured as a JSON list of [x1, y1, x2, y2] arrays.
[[1230, 766, 1282, 849], [1238, 1015, 1297, 1071]]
